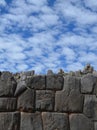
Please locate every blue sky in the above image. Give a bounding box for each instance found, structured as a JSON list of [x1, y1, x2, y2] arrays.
[[0, 0, 97, 74]]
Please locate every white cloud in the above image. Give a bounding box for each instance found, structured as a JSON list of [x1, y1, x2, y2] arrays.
[[0, 0, 6, 6], [55, 0, 97, 25], [0, 0, 97, 73], [66, 62, 84, 71], [16, 64, 29, 71], [79, 52, 97, 63], [26, 0, 47, 6], [83, 0, 97, 12]]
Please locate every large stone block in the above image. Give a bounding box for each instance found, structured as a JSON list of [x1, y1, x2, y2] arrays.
[[0, 98, 17, 111], [42, 112, 69, 130], [20, 112, 43, 130], [69, 114, 94, 130], [36, 90, 55, 111], [46, 74, 64, 90], [0, 72, 17, 97], [83, 95, 97, 121], [55, 89, 84, 112], [81, 74, 97, 94], [30, 75, 45, 89], [17, 89, 34, 112], [63, 75, 80, 91], [14, 72, 33, 96], [0, 112, 20, 130]]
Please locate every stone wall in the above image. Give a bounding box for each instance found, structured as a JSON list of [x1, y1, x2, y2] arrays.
[[0, 67, 97, 130]]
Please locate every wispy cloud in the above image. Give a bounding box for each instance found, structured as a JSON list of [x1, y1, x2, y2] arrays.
[[0, 0, 97, 73]]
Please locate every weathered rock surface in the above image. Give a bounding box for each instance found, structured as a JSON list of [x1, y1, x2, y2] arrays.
[[55, 89, 84, 112], [69, 114, 94, 130], [0, 98, 16, 111], [30, 75, 46, 89], [0, 72, 16, 97], [42, 112, 69, 130], [17, 89, 34, 112], [63, 75, 80, 91], [0, 112, 20, 130], [46, 74, 64, 90], [20, 112, 43, 130], [14, 71, 34, 96], [14, 80, 27, 96], [36, 90, 55, 111], [81, 74, 97, 94], [83, 95, 97, 120]]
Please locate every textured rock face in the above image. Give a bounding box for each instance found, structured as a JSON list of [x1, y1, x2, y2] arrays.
[[55, 90, 84, 112], [46, 74, 64, 90], [70, 114, 94, 130], [20, 112, 43, 130], [83, 95, 97, 120], [36, 90, 55, 111], [0, 69, 97, 130], [0, 98, 17, 111], [30, 75, 46, 89], [17, 89, 35, 112], [81, 74, 97, 94], [0, 112, 20, 130], [42, 112, 69, 130], [55, 75, 84, 112], [0, 72, 16, 96], [63, 75, 80, 91]]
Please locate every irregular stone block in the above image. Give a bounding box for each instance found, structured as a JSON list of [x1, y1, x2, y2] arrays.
[[81, 74, 97, 94], [1, 71, 12, 80], [30, 75, 45, 89], [0, 72, 17, 97], [14, 71, 34, 96], [83, 95, 97, 120], [63, 75, 80, 91], [20, 112, 43, 130], [55, 90, 84, 112], [0, 112, 20, 130], [17, 89, 34, 112], [36, 90, 54, 111], [0, 98, 17, 111], [46, 74, 64, 90], [69, 114, 94, 130], [42, 112, 69, 130]]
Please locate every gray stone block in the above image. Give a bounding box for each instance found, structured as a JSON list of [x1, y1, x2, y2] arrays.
[[0, 98, 17, 111], [17, 89, 34, 112], [83, 95, 97, 121], [0, 112, 20, 130], [42, 112, 69, 130], [36, 90, 55, 111], [69, 114, 94, 130], [81, 74, 97, 94], [46, 74, 64, 90], [20, 112, 43, 130], [63, 75, 80, 91], [55, 90, 84, 112], [0, 72, 17, 97], [30, 75, 45, 89]]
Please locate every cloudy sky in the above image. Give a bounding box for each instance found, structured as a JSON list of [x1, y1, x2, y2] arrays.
[[0, 0, 97, 74]]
